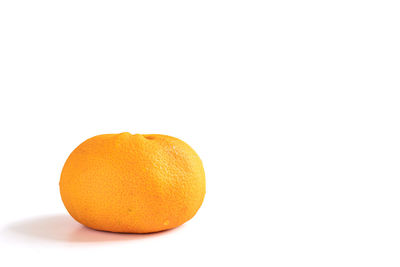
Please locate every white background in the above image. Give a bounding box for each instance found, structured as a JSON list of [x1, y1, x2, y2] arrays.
[[1, 1, 400, 266]]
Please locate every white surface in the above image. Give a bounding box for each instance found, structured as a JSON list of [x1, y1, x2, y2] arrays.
[[1, 1, 400, 266]]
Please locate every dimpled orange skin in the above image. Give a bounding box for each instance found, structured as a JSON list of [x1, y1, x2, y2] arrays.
[[60, 133, 205, 233]]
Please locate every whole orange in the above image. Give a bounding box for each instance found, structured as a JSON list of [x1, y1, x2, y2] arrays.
[[59, 133, 205, 233]]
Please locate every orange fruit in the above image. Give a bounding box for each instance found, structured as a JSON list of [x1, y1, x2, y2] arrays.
[[59, 133, 205, 233]]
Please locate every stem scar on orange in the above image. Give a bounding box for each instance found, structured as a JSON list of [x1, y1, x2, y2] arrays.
[[59, 133, 206, 233]]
